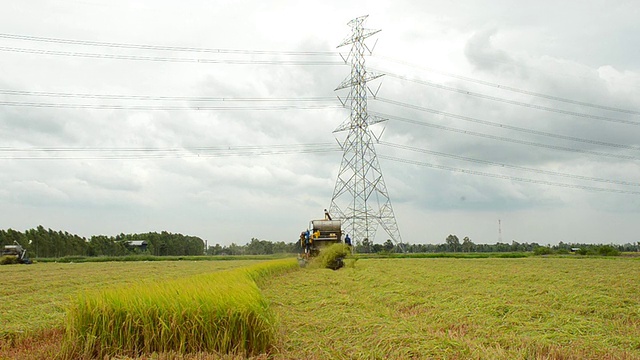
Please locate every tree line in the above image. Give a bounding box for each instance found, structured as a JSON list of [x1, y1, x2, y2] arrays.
[[335, 235, 638, 255], [2, 227, 638, 258], [0, 226, 204, 258], [206, 238, 302, 256]]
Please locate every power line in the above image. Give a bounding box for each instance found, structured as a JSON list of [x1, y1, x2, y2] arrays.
[[8, 140, 637, 188], [378, 71, 640, 126], [373, 111, 640, 161], [371, 98, 640, 150], [0, 143, 338, 152], [375, 96, 640, 128], [0, 33, 338, 56], [379, 141, 640, 187], [0, 89, 336, 102], [5, 138, 637, 196], [372, 56, 640, 116], [0, 100, 341, 111], [379, 155, 640, 196], [0, 143, 341, 159], [13, 144, 338, 151], [0, 46, 344, 66]]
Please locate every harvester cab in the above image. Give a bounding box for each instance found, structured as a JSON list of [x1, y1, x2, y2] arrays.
[[1, 242, 32, 264]]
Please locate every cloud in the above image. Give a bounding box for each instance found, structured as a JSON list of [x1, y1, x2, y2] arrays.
[[464, 28, 517, 74], [1, 1, 639, 246]]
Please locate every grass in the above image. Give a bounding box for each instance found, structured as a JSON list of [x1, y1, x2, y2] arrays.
[[3, 256, 639, 359], [261, 257, 640, 359], [61, 259, 299, 359]]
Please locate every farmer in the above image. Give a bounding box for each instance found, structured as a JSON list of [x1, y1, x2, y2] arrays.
[[304, 229, 311, 258]]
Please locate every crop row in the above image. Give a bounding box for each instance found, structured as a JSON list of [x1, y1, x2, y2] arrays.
[[62, 258, 298, 359]]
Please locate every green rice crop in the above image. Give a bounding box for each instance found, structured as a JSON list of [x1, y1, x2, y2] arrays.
[[0, 260, 262, 336], [62, 258, 298, 359]]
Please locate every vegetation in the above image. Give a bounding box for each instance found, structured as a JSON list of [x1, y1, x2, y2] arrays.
[[210, 238, 301, 256], [356, 251, 530, 259], [311, 243, 351, 270], [62, 259, 298, 359], [394, 236, 638, 254], [262, 257, 640, 359], [35, 253, 291, 263], [2, 227, 636, 261], [2, 257, 640, 359], [0, 255, 20, 265], [0, 260, 264, 336], [0, 226, 206, 258]]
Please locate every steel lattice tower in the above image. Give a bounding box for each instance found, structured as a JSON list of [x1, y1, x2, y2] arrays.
[[328, 15, 403, 246]]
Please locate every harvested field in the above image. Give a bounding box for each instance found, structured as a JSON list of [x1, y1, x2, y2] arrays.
[[2, 257, 639, 359], [262, 257, 640, 359]]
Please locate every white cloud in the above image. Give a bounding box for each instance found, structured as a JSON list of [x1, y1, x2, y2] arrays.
[[0, 1, 638, 245]]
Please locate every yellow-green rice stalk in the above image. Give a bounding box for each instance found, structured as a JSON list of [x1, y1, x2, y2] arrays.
[[62, 259, 297, 359], [311, 243, 351, 270]]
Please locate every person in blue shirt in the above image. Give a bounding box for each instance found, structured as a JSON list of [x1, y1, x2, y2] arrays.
[[345, 234, 351, 246], [304, 229, 311, 258]]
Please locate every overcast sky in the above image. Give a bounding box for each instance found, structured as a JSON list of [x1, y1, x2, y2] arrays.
[[1, 0, 639, 246]]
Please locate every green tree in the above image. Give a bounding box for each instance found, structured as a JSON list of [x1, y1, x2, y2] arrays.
[[360, 238, 372, 253], [207, 243, 223, 255], [246, 238, 274, 255], [445, 234, 460, 252], [224, 243, 244, 255], [462, 236, 475, 252], [383, 239, 394, 252]]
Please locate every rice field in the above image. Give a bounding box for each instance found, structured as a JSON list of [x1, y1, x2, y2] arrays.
[[2, 256, 639, 359], [0, 260, 263, 336], [62, 259, 298, 359], [261, 257, 640, 359]]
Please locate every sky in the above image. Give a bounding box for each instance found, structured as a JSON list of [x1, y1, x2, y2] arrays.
[[1, 0, 639, 247]]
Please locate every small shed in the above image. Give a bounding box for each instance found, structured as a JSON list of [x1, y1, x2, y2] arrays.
[[127, 240, 148, 251]]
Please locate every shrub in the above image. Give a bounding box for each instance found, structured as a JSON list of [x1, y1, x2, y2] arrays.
[[62, 259, 298, 359], [533, 246, 554, 256], [596, 245, 620, 256]]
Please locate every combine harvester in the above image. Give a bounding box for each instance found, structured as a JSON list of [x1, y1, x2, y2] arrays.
[[2, 242, 32, 264], [299, 209, 349, 268]]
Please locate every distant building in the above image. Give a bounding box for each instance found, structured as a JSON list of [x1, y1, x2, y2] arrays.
[[127, 240, 148, 252]]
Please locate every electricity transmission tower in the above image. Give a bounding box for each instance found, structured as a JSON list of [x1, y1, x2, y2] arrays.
[[328, 15, 403, 247]]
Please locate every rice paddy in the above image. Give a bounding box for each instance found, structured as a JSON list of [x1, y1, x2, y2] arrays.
[[2, 256, 639, 359], [262, 257, 640, 359], [0, 259, 263, 336], [62, 259, 298, 359]]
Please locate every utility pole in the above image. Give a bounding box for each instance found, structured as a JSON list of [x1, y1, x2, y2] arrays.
[[498, 219, 502, 243], [328, 15, 403, 248]]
